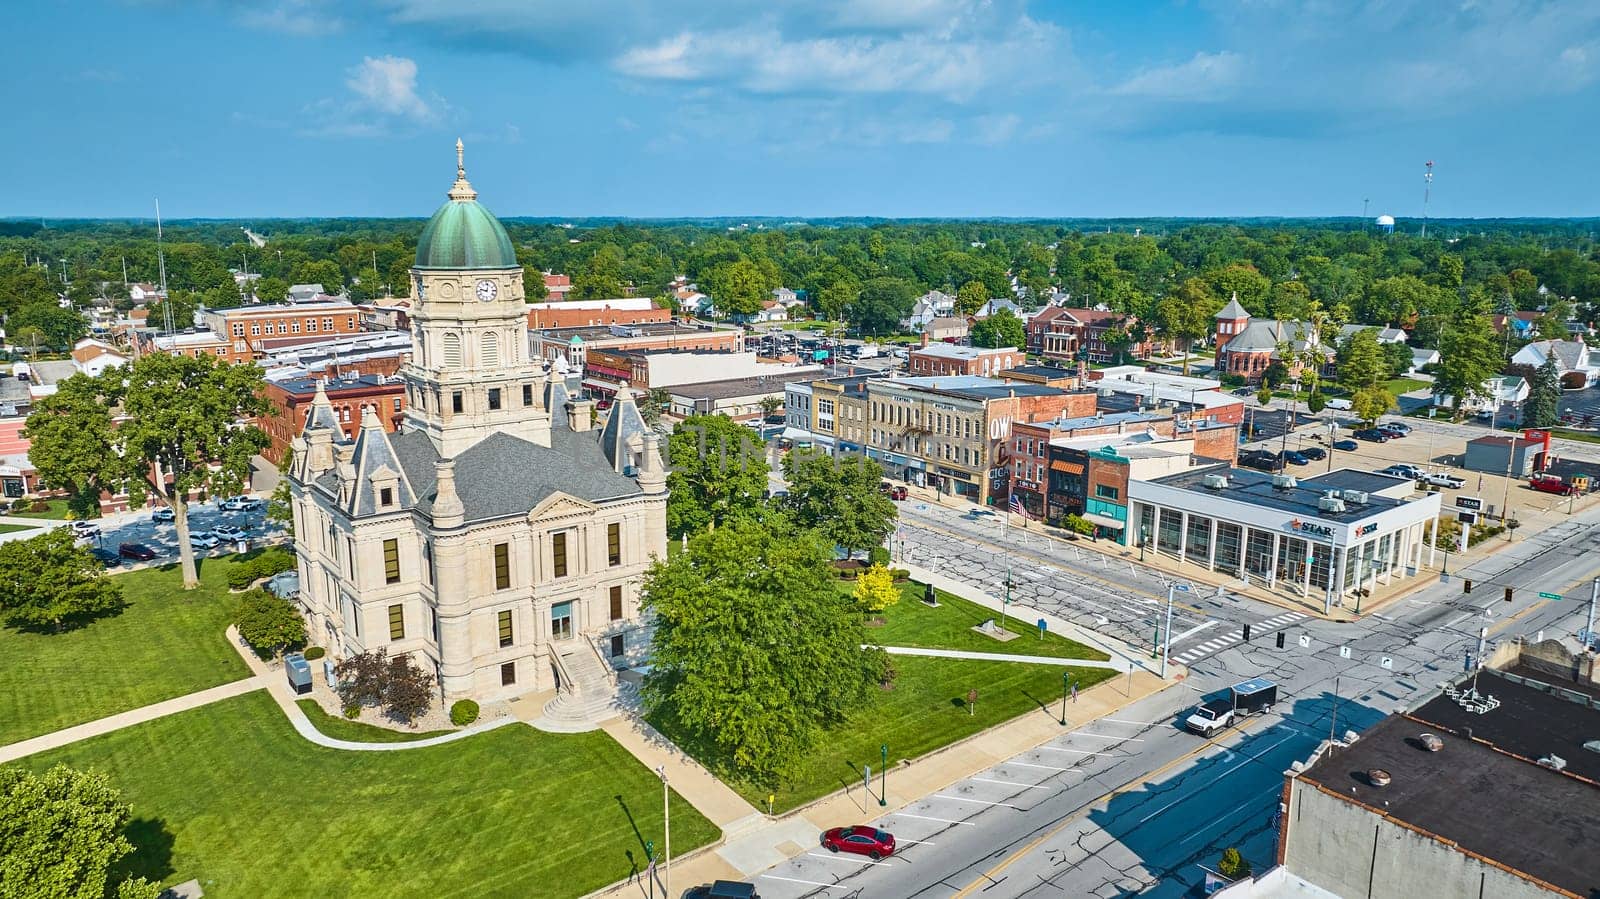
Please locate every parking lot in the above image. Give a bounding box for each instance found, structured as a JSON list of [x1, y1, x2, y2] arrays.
[[1245, 415, 1600, 527], [26, 498, 286, 566]]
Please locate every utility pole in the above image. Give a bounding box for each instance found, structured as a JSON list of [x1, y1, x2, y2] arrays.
[[1160, 584, 1186, 678], [1421, 161, 1434, 240], [1587, 578, 1598, 652]]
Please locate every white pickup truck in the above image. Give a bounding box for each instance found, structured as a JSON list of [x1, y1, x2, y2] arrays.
[[1185, 678, 1278, 737]]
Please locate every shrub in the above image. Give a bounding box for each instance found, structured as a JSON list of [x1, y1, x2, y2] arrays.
[[868, 546, 891, 567], [450, 700, 480, 726], [227, 547, 296, 590], [889, 568, 910, 582], [303, 646, 325, 661], [1218, 847, 1252, 880], [853, 564, 900, 614], [234, 588, 306, 660], [334, 648, 436, 724], [343, 705, 361, 719], [1061, 513, 1095, 536]]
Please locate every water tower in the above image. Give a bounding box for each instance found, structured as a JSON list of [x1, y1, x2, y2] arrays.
[[1375, 214, 1395, 235]]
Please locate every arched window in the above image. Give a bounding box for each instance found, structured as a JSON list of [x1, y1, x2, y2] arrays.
[[442, 332, 462, 367], [481, 331, 500, 367]]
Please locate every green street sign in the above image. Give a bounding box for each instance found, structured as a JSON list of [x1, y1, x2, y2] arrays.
[[1539, 591, 1563, 601]]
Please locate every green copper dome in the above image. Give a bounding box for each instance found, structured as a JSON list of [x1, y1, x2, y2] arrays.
[[414, 198, 517, 270], [413, 140, 517, 270]]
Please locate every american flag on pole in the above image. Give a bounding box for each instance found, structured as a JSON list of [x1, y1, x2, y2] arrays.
[[1008, 493, 1030, 519]]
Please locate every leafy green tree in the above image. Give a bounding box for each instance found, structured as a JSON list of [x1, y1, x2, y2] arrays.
[[1337, 328, 1384, 392], [1261, 360, 1289, 389], [639, 387, 671, 427], [1217, 846, 1252, 880], [955, 280, 989, 316], [234, 587, 307, 659], [816, 276, 859, 322], [0, 530, 124, 632], [290, 259, 343, 292], [1207, 264, 1271, 311], [1255, 385, 1274, 407], [10, 302, 87, 349], [253, 276, 289, 303], [782, 449, 897, 557], [848, 277, 917, 336], [1101, 326, 1132, 363], [1382, 340, 1414, 379], [759, 395, 782, 418], [0, 252, 58, 315], [572, 244, 626, 300], [0, 765, 163, 899], [665, 414, 769, 537], [1155, 279, 1219, 373], [1351, 386, 1397, 424], [970, 308, 1025, 349], [1435, 305, 1502, 417], [706, 259, 770, 317], [267, 449, 294, 536], [1523, 355, 1561, 428], [853, 564, 899, 614], [641, 516, 888, 786], [143, 290, 198, 330], [1306, 389, 1327, 414], [24, 354, 269, 589]]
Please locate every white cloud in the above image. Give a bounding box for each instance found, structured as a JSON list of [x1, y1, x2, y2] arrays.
[[240, 0, 344, 36], [1111, 51, 1243, 101], [345, 55, 435, 121]]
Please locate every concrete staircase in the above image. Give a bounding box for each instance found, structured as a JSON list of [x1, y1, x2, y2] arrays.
[[533, 643, 631, 733]]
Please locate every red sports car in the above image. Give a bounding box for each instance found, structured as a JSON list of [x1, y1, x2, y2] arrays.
[[821, 825, 896, 860]]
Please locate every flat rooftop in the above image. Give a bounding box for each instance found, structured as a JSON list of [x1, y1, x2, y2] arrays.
[[536, 322, 727, 341], [667, 370, 820, 401], [1000, 364, 1077, 380], [912, 343, 1017, 360], [1297, 673, 1600, 897], [272, 373, 399, 396], [1036, 410, 1169, 431], [1148, 466, 1414, 522]]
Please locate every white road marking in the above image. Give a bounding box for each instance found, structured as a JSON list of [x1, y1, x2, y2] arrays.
[[1178, 787, 1284, 846], [808, 852, 888, 867], [1098, 717, 1167, 726], [933, 794, 1021, 809], [1004, 760, 1078, 772], [760, 874, 850, 890], [895, 838, 937, 845], [971, 776, 1052, 790], [1065, 732, 1144, 742], [1135, 733, 1298, 825], [1033, 745, 1100, 755], [890, 812, 978, 826], [1171, 620, 1220, 644]]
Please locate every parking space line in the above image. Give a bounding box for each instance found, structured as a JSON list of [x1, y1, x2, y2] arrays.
[[896, 838, 937, 845], [1003, 760, 1077, 772], [933, 794, 1021, 809], [808, 852, 888, 867], [1065, 732, 1143, 742], [1033, 746, 1099, 755], [1098, 717, 1167, 726], [891, 812, 977, 826], [970, 776, 1051, 791], [760, 874, 849, 890]]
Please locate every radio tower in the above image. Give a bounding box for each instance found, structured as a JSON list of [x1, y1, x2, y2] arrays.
[[1421, 161, 1434, 239]]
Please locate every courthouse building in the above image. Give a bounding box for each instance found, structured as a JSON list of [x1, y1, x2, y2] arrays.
[[288, 143, 668, 703]]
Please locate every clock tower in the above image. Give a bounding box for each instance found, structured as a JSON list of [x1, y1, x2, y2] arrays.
[[402, 140, 551, 457]]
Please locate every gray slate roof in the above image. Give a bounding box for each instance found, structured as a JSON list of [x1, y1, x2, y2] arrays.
[[1224, 319, 1325, 355], [346, 412, 415, 517], [598, 395, 648, 473], [1215, 296, 1250, 319], [386, 428, 641, 523]]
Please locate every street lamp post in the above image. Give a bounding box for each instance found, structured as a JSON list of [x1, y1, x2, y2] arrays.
[[1139, 525, 1149, 562], [879, 744, 887, 806], [655, 766, 670, 899], [1160, 584, 1186, 678], [1060, 671, 1071, 726]]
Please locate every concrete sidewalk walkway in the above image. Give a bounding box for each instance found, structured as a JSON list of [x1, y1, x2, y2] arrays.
[[882, 644, 1132, 670], [227, 625, 520, 751], [0, 675, 265, 764]]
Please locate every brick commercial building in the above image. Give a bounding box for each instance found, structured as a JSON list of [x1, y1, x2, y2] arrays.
[[137, 301, 366, 365], [526, 298, 669, 330], [528, 322, 744, 372], [262, 373, 407, 464], [865, 376, 1093, 504], [908, 342, 1025, 377]]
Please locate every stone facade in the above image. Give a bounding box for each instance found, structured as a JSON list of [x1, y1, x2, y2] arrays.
[[287, 147, 668, 704]]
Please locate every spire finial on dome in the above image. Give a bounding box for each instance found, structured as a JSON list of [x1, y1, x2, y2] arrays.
[[447, 138, 477, 201]]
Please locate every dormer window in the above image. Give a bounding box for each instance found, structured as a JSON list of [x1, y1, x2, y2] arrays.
[[380, 487, 394, 507]]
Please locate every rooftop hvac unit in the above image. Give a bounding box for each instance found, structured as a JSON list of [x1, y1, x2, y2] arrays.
[[1318, 495, 1347, 513], [1271, 474, 1297, 490], [1202, 473, 1229, 490], [1343, 490, 1370, 505]]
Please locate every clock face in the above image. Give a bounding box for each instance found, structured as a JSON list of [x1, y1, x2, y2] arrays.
[[475, 279, 498, 302]]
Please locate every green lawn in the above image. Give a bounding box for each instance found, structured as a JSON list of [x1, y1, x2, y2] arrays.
[[294, 700, 456, 743], [651, 655, 1115, 812], [0, 523, 37, 534], [8, 498, 76, 519], [1384, 377, 1431, 396], [0, 559, 249, 746], [14, 692, 717, 898], [866, 582, 1111, 661], [1552, 428, 1600, 446]]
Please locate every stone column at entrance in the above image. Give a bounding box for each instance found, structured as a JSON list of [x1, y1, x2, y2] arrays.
[[1176, 511, 1189, 563], [1428, 513, 1439, 566], [1207, 519, 1218, 571]]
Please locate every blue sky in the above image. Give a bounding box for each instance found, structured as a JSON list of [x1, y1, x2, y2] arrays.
[[6, 1, 1599, 219]]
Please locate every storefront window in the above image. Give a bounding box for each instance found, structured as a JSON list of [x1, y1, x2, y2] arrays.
[[1214, 522, 1243, 574], [1245, 528, 1275, 577], [1157, 511, 1183, 555], [1184, 516, 1212, 562]]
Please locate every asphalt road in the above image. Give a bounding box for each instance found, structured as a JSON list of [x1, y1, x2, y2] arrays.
[[747, 486, 1600, 898]]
